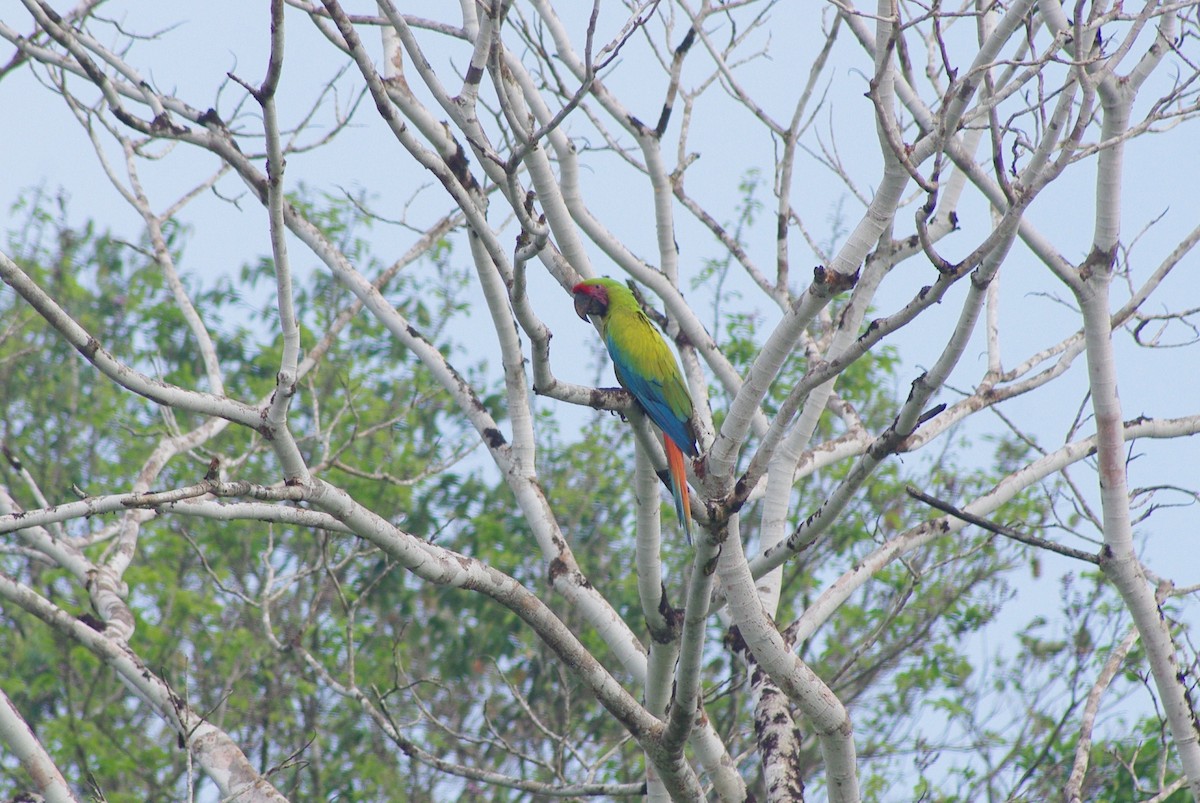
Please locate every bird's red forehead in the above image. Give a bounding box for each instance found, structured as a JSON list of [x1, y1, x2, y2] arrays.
[[572, 281, 607, 300]]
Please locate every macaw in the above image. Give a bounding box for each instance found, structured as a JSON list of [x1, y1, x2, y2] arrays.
[[573, 277, 698, 542]]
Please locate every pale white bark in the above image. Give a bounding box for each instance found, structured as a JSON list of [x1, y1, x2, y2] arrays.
[[1037, 0, 1200, 790], [0, 252, 263, 428], [751, 669, 807, 803], [1077, 260, 1200, 795], [787, 414, 1200, 643], [257, 0, 310, 485], [720, 511, 858, 802], [757, 225, 1017, 576], [0, 685, 79, 803], [837, 2, 1083, 282], [635, 433, 675, 802], [1065, 623, 1140, 802], [0, 476, 667, 737], [305, 477, 712, 796], [0, 574, 290, 802]]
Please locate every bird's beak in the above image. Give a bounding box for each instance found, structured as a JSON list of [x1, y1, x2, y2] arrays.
[[573, 293, 592, 321]]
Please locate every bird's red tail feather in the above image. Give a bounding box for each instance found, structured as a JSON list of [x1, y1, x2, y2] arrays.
[[664, 436, 693, 544]]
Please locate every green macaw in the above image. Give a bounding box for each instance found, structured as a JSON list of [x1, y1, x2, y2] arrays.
[[573, 277, 698, 542]]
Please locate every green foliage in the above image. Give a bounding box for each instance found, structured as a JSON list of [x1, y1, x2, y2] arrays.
[[0, 189, 500, 799], [0, 187, 1184, 802], [2, 187, 663, 800]]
